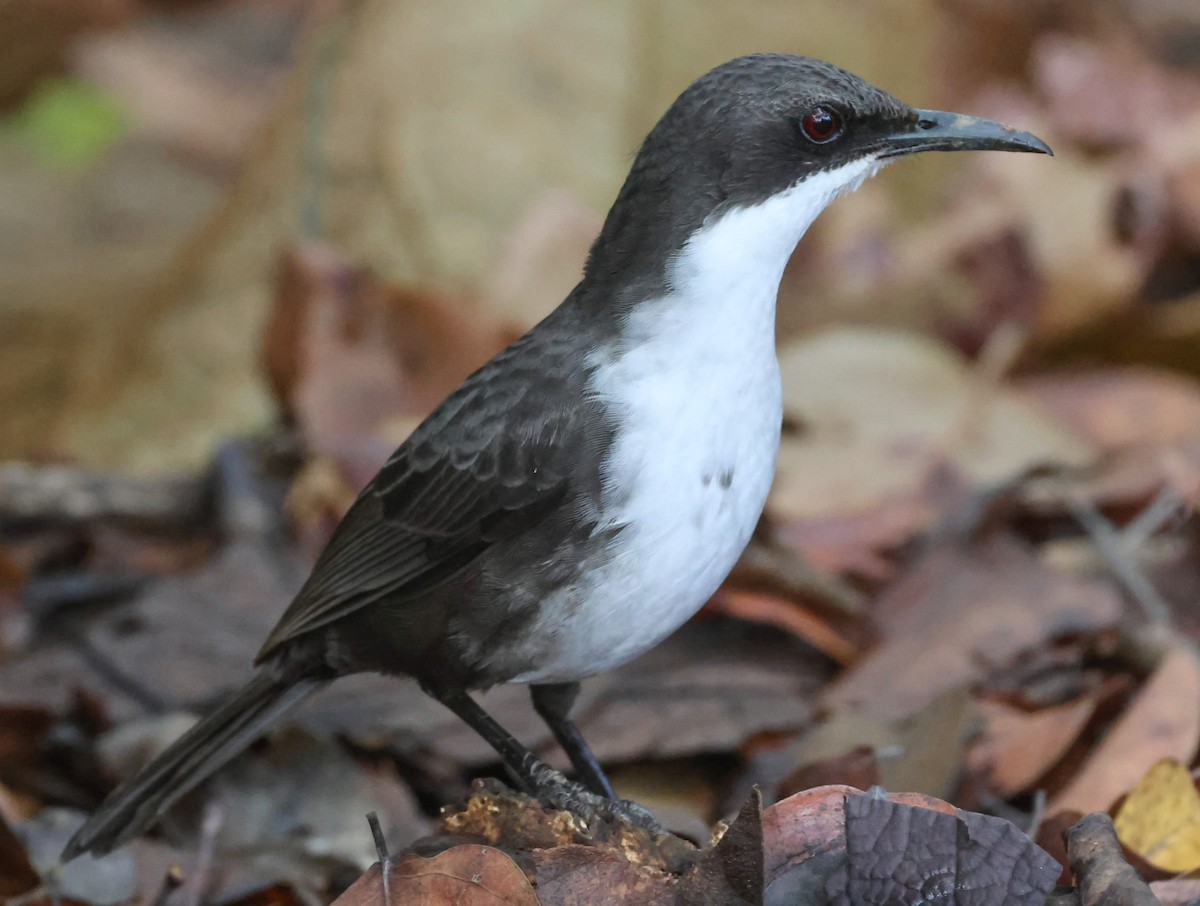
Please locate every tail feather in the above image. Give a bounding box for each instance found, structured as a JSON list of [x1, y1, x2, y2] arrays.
[[62, 671, 322, 860]]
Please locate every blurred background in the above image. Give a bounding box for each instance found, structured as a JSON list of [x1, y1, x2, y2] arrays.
[[5, 1, 1200, 902], [3, 0, 1198, 475]]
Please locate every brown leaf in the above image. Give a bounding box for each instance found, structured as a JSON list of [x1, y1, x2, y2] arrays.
[[823, 533, 1123, 720], [770, 328, 1089, 524], [706, 589, 859, 666], [0, 705, 55, 777], [1019, 368, 1200, 453], [763, 787, 1056, 904], [761, 785, 957, 886], [781, 686, 976, 804], [777, 747, 880, 800], [1050, 638, 1200, 817], [969, 694, 1099, 797], [262, 244, 512, 486], [334, 846, 539, 906], [1032, 34, 1200, 152]]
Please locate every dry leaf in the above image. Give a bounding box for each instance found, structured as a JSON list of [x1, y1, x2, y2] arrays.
[[334, 846, 539, 906], [770, 327, 1089, 523], [1113, 758, 1200, 874], [1051, 639, 1200, 816], [823, 533, 1122, 720], [1019, 368, 1200, 453], [970, 694, 1099, 797]]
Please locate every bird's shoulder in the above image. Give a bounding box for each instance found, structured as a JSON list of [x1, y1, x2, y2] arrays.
[[256, 313, 607, 660], [372, 318, 599, 537]]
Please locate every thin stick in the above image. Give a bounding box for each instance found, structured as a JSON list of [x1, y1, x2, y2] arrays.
[[367, 811, 391, 906], [181, 804, 223, 906], [1066, 494, 1173, 626]]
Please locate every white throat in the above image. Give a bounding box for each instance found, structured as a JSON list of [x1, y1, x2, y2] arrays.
[[671, 155, 885, 302]]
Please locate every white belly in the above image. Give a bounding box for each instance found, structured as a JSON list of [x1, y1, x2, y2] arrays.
[[511, 292, 782, 683]]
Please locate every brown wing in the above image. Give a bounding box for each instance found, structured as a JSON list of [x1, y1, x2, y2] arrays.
[[256, 329, 589, 660]]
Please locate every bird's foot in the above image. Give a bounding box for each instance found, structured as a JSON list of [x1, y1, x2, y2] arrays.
[[523, 758, 668, 836]]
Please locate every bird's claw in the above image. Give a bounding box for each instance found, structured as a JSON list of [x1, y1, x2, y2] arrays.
[[536, 775, 668, 836]]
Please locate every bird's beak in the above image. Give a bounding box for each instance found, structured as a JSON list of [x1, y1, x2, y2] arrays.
[[878, 109, 1053, 158]]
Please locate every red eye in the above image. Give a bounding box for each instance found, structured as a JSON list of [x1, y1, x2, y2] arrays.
[[800, 105, 843, 144]]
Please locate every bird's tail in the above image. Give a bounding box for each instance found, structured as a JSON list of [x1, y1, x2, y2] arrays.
[[62, 670, 323, 860]]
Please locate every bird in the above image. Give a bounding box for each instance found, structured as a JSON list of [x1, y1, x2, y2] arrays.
[[63, 53, 1050, 859]]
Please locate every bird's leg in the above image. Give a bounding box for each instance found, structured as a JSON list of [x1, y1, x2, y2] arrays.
[[530, 682, 616, 799], [425, 685, 664, 834]]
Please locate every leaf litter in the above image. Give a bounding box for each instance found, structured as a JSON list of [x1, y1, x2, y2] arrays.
[[5, 1, 1200, 904]]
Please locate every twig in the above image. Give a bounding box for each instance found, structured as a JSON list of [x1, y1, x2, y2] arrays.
[[1118, 484, 1183, 551], [1066, 494, 1173, 626], [367, 811, 391, 906], [181, 803, 223, 906], [1025, 788, 1046, 841]]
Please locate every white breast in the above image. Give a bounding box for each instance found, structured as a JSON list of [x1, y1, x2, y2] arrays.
[[511, 157, 884, 683]]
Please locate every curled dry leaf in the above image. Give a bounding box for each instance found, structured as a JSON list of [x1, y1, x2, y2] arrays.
[[333, 845, 539, 906], [763, 786, 1058, 906], [1050, 638, 1200, 817]]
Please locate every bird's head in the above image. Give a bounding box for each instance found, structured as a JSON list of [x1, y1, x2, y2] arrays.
[[584, 54, 1050, 293]]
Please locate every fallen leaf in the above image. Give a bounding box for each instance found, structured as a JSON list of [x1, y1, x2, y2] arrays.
[[969, 694, 1099, 797], [15, 808, 138, 906], [761, 785, 957, 887], [706, 588, 859, 666], [762, 787, 1058, 906], [825, 791, 1060, 906], [823, 533, 1123, 720], [770, 328, 1089, 524], [781, 686, 976, 803], [206, 728, 425, 867], [262, 244, 512, 487], [1113, 758, 1200, 874], [1051, 638, 1200, 816], [1019, 368, 1200, 453], [334, 845, 539, 906]]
